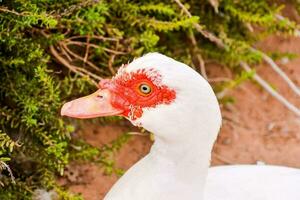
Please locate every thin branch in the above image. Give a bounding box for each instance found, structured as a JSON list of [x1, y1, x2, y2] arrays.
[[68, 35, 119, 42], [216, 89, 229, 99], [127, 132, 148, 136], [208, 77, 232, 82], [65, 40, 99, 48], [0, 161, 15, 184], [251, 48, 300, 97], [212, 153, 234, 164], [75, 66, 102, 81], [43, 31, 102, 85], [240, 62, 300, 117], [108, 54, 116, 75], [197, 53, 207, 79], [58, 45, 72, 61], [173, 0, 226, 48], [65, 40, 126, 55], [0, 6, 28, 16], [61, 42, 103, 73], [188, 30, 208, 79], [49, 45, 99, 86], [83, 34, 90, 63], [49, 45, 81, 74], [103, 47, 126, 55]]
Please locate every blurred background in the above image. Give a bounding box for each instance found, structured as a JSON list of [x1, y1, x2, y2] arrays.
[[0, 0, 299, 199]]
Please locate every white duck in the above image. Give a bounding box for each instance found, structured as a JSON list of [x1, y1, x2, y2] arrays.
[[61, 53, 300, 200]]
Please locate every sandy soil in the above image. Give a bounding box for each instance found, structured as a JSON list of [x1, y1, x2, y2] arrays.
[[59, 35, 300, 200]]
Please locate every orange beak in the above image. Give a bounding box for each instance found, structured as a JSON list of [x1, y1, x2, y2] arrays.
[[61, 89, 123, 119]]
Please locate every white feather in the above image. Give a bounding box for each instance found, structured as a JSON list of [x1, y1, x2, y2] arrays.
[[104, 53, 300, 200]]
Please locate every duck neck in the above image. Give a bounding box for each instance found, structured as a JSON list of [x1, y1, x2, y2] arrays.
[[149, 125, 218, 198]]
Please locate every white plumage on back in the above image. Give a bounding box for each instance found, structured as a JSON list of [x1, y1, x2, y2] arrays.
[[205, 165, 300, 200]]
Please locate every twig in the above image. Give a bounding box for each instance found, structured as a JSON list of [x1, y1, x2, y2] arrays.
[[212, 153, 234, 164], [62, 28, 71, 36], [58, 45, 72, 61], [108, 54, 116, 75], [103, 47, 126, 55], [83, 34, 90, 63], [65, 40, 126, 55], [127, 132, 148, 136], [49, 45, 99, 86], [208, 77, 232, 82], [42, 31, 102, 84], [0, 161, 15, 184], [251, 48, 300, 97], [65, 40, 99, 48], [61, 42, 103, 73], [68, 35, 119, 42], [50, 45, 81, 74], [173, 0, 226, 48], [240, 62, 300, 117], [0, 6, 28, 16], [75, 66, 102, 81], [188, 30, 208, 79], [196, 53, 207, 79]]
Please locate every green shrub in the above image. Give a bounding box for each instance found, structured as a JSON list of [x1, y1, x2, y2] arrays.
[[0, 0, 299, 199]]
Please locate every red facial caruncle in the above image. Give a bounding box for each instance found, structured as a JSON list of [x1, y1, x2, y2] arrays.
[[60, 67, 176, 121], [99, 68, 176, 120]]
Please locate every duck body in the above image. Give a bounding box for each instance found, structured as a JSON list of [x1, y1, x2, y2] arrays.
[[205, 165, 300, 200], [104, 153, 300, 200], [61, 53, 300, 200]]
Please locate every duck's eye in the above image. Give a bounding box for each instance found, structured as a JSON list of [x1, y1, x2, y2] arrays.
[[138, 83, 152, 95]]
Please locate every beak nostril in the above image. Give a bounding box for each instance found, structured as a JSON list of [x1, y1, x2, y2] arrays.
[[97, 95, 104, 99]]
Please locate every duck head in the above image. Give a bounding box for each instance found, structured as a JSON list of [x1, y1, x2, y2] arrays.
[[61, 53, 221, 142]]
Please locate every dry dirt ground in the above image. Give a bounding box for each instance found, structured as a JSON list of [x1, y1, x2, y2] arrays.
[[58, 35, 300, 200]]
